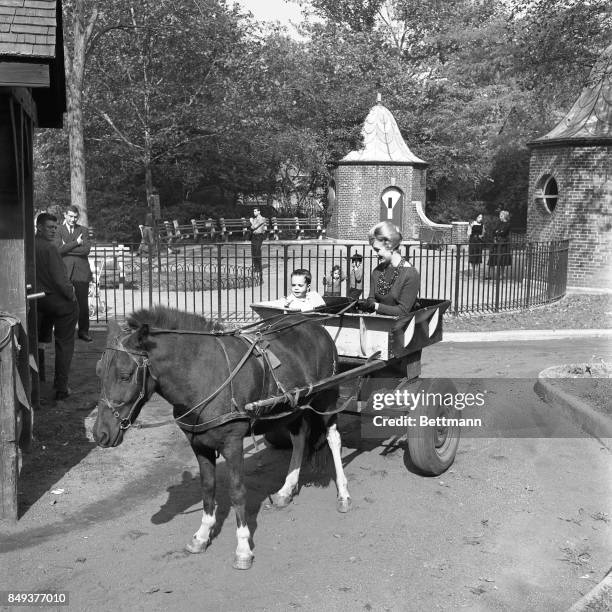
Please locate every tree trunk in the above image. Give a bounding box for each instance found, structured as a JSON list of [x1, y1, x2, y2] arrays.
[[66, 82, 87, 226], [64, 2, 99, 228]]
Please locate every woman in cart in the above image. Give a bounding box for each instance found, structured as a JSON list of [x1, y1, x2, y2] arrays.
[[357, 221, 420, 316]]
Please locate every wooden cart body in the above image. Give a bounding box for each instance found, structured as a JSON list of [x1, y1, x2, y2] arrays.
[[248, 297, 458, 475], [250, 298, 449, 362]]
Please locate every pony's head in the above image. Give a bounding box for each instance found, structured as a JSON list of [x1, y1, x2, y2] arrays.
[[93, 319, 157, 447]]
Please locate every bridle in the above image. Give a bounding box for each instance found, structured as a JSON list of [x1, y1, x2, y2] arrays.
[[99, 339, 157, 431], [98, 304, 355, 434]]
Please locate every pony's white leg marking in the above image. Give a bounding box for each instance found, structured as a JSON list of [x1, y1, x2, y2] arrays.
[[271, 420, 308, 506], [327, 423, 351, 513], [186, 507, 216, 553], [233, 524, 254, 570]]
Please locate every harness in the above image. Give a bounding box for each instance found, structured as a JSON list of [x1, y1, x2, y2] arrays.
[[102, 305, 355, 435]]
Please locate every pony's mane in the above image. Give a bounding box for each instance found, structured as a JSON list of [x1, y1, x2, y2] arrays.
[[127, 306, 226, 332]]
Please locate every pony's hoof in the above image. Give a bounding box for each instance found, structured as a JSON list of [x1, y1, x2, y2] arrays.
[[337, 497, 352, 513], [185, 537, 208, 554], [233, 554, 254, 570], [270, 493, 292, 508]]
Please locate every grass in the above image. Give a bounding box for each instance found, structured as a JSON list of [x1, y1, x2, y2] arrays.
[[443, 294, 612, 332]]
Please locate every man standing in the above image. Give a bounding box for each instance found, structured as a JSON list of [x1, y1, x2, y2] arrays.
[[249, 207, 266, 279], [35, 213, 79, 400], [56, 205, 93, 342]]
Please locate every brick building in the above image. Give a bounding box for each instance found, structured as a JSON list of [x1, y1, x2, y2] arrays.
[[527, 45, 612, 288], [328, 97, 436, 241]]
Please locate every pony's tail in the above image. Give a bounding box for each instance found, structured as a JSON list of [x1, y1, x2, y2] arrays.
[[305, 412, 333, 474]]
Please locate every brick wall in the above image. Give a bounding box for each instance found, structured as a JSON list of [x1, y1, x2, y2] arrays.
[[329, 163, 426, 240], [527, 145, 612, 287]]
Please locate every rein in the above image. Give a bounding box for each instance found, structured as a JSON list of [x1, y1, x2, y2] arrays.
[[172, 336, 258, 431], [144, 300, 357, 339], [101, 304, 355, 434]]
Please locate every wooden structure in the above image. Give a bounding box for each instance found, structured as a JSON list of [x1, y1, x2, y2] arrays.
[[249, 298, 459, 476], [0, 0, 66, 522]]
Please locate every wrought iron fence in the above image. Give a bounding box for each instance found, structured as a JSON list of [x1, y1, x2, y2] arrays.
[[88, 239, 569, 323]]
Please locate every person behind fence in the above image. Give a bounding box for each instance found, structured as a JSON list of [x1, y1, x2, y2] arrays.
[[348, 253, 363, 300], [249, 207, 266, 278], [467, 213, 485, 271], [35, 213, 79, 401], [56, 205, 93, 342], [138, 211, 156, 257], [323, 264, 345, 297], [357, 221, 420, 316], [487, 210, 512, 278], [283, 268, 325, 311]]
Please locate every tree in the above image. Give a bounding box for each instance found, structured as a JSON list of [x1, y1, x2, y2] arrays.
[[63, 0, 100, 226], [86, 0, 250, 206]]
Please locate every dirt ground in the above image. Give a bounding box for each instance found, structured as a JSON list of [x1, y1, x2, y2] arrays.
[[2, 307, 611, 611]]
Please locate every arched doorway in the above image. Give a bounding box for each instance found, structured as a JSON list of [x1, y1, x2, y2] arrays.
[[380, 186, 403, 227]]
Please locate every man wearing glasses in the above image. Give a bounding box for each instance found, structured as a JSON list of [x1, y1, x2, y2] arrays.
[[56, 205, 93, 342]]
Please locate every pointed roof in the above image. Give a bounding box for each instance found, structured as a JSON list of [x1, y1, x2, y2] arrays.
[[531, 44, 612, 146], [340, 96, 427, 165]]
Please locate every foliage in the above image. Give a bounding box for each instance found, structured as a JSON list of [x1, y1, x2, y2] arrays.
[[33, 0, 612, 239]]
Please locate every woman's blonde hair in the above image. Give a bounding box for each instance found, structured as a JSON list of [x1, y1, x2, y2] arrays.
[[499, 210, 510, 222], [368, 221, 402, 250]]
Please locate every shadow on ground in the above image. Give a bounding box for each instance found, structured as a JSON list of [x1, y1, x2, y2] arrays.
[[18, 333, 103, 517]]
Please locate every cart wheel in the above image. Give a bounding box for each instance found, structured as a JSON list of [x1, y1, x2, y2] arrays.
[[263, 426, 292, 449], [405, 378, 460, 476]]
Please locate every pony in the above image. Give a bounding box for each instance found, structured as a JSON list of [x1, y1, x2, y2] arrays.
[[93, 306, 351, 569]]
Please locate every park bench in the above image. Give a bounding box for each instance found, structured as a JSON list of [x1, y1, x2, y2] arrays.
[[156, 220, 176, 243], [172, 219, 197, 241], [219, 217, 250, 241], [151, 221, 180, 249], [270, 217, 324, 240], [296, 216, 324, 240], [88, 244, 131, 288], [191, 218, 218, 242]]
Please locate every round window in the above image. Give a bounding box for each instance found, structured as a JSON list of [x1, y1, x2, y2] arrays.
[[535, 175, 558, 214]]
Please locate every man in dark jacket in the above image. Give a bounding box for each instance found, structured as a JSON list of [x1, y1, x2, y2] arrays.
[[36, 213, 79, 400], [56, 205, 93, 341]]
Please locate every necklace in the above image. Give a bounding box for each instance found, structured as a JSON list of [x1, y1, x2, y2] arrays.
[[376, 258, 405, 296]]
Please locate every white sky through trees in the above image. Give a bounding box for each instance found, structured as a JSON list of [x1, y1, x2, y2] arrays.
[[238, 0, 304, 24]]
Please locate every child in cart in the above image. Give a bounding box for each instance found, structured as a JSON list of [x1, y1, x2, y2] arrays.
[[283, 268, 326, 311]]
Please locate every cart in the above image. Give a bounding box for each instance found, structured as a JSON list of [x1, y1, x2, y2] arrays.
[[248, 297, 459, 476]]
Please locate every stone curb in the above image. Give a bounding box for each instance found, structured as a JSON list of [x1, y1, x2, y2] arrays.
[[567, 571, 612, 612], [443, 329, 612, 342], [534, 369, 612, 450]]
